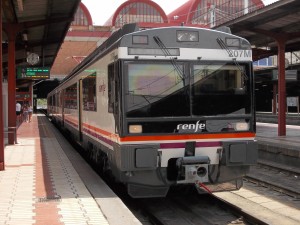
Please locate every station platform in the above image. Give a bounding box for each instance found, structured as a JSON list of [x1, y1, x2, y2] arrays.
[[1, 114, 141, 225], [256, 112, 300, 170], [256, 122, 300, 168], [256, 111, 300, 126]]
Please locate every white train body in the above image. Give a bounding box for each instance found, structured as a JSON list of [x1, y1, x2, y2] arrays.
[[48, 24, 257, 198]]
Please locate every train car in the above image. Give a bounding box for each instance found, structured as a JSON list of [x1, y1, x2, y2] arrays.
[[47, 24, 257, 198]]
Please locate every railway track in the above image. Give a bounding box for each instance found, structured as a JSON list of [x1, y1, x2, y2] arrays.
[[131, 159, 300, 225], [129, 189, 270, 225], [245, 159, 300, 199]]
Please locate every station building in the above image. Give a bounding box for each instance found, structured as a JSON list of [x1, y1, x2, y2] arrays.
[[51, 0, 265, 80], [33, 0, 300, 113], [50, 3, 111, 79]]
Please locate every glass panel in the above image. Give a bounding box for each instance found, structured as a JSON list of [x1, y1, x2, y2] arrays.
[[125, 62, 190, 117], [72, 7, 88, 26], [82, 73, 97, 111], [192, 63, 250, 116], [64, 83, 77, 109]]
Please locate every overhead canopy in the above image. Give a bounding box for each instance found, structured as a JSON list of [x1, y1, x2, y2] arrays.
[[2, 0, 81, 71], [214, 0, 300, 60], [168, 0, 264, 26]]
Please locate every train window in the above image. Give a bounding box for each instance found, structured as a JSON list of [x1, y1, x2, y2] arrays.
[[192, 64, 244, 94], [125, 62, 189, 117], [108, 63, 119, 114], [59, 91, 63, 108], [82, 72, 97, 111], [64, 83, 78, 109], [53, 95, 56, 107], [191, 63, 250, 116], [47, 97, 51, 106]]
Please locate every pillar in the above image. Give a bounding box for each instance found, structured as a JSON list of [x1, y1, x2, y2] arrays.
[[272, 83, 277, 115], [0, 0, 5, 170], [7, 30, 17, 144], [277, 38, 287, 136]]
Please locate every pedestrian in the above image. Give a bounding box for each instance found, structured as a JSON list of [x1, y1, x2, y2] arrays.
[[28, 104, 33, 122], [16, 102, 22, 124], [23, 104, 29, 122]]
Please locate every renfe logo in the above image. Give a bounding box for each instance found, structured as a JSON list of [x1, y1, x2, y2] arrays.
[[177, 121, 206, 133]]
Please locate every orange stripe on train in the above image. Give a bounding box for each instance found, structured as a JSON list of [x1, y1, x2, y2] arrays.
[[119, 132, 255, 142]]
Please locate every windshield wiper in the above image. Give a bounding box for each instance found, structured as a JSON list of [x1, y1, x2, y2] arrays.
[[153, 36, 185, 80]]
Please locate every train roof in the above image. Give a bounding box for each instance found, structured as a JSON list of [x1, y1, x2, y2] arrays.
[[51, 23, 251, 96]]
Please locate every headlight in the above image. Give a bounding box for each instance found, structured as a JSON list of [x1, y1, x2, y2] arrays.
[[177, 31, 199, 42], [129, 125, 142, 134], [233, 122, 249, 131]]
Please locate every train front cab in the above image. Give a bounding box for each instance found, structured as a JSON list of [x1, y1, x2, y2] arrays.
[[108, 58, 258, 198]]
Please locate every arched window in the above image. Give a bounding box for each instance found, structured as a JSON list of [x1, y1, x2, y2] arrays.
[[188, 0, 264, 26], [115, 2, 164, 27], [72, 7, 89, 26]]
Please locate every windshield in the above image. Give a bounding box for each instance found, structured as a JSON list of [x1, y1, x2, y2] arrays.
[[192, 63, 250, 116], [125, 61, 251, 118], [125, 62, 190, 117]]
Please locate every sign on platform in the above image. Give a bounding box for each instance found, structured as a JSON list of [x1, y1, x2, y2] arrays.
[[17, 67, 50, 79], [287, 97, 298, 107], [272, 70, 297, 81], [286, 96, 299, 114]]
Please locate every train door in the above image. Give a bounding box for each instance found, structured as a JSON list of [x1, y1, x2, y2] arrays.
[[60, 90, 64, 127], [78, 80, 83, 142]]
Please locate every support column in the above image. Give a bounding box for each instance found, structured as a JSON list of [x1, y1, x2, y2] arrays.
[[277, 38, 287, 136], [272, 83, 277, 115], [0, 0, 5, 170], [7, 31, 17, 144]]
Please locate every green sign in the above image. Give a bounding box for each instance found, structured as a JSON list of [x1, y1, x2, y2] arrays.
[[17, 67, 50, 79]]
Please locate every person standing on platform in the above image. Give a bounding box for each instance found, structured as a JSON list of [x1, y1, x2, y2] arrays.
[[16, 102, 22, 124], [23, 104, 29, 122], [28, 104, 33, 122]]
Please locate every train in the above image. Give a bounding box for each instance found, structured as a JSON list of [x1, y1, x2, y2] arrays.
[[47, 23, 257, 198]]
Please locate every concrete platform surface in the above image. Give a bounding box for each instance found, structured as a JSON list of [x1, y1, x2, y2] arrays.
[[1, 114, 141, 225]]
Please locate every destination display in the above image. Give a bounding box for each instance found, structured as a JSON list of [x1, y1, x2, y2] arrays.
[[17, 67, 50, 79]]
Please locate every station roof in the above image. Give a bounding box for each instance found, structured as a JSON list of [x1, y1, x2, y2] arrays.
[[167, 0, 264, 25], [214, 0, 300, 61], [2, 0, 81, 70]]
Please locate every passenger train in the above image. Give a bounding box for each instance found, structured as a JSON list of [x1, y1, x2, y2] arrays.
[[47, 24, 257, 198]]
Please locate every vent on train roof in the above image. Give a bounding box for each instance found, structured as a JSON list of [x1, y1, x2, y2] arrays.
[[215, 26, 232, 34]]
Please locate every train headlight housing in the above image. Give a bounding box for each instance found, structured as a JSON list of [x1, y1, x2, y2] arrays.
[[225, 38, 241, 47], [177, 31, 199, 42], [232, 122, 249, 131], [129, 125, 142, 134]]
